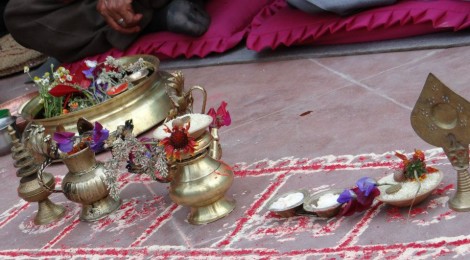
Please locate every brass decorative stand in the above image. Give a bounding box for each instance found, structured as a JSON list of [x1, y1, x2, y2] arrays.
[[9, 126, 65, 225], [411, 73, 470, 211]]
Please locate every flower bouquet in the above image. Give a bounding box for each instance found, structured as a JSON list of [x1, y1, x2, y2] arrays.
[[25, 56, 149, 118], [20, 55, 170, 136]]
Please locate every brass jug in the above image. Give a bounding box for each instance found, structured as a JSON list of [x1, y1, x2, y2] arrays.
[[169, 131, 235, 225], [60, 147, 121, 222]]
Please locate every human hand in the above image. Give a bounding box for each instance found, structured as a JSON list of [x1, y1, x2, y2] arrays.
[[97, 0, 143, 34]]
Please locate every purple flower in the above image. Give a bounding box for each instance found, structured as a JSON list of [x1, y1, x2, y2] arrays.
[[337, 189, 355, 204], [53, 132, 75, 153], [82, 66, 96, 80], [90, 122, 109, 152], [356, 177, 377, 196], [337, 178, 381, 217]]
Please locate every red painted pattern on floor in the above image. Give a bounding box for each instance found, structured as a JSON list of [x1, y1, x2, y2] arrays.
[[1, 148, 469, 259]]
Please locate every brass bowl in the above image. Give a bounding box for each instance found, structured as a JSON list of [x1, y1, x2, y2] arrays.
[[154, 114, 213, 140], [18, 55, 172, 136], [303, 189, 342, 218], [266, 190, 308, 218], [376, 171, 444, 207]]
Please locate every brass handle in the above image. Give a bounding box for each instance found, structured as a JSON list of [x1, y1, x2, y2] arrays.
[[37, 157, 63, 193]]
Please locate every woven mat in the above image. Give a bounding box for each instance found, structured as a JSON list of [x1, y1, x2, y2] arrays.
[[0, 148, 467, 259], [0, 34, 47, 78]]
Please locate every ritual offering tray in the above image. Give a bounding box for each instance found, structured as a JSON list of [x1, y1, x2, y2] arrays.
[[303, 189, 343, 218], [267, 190, 308, 217], [19, 55, 172, 136], [376, 170, 443, 207], [268, 189, 344, 218]]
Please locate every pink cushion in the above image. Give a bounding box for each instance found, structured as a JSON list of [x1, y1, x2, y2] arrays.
[[247, 0, 470, 51], [65, 0, 273, 71]]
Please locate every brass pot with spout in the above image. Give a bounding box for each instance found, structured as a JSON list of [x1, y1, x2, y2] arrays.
[[169, 131, 235, 225], [60, 147, 121, 221], [154, 113, 235, 225], [37, 146, 121, 222]]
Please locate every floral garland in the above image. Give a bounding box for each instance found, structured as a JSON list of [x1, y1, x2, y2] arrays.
[[336, 149, 438, 217]]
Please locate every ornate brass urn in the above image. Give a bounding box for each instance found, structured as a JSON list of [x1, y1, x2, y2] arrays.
[[60, 147, 121, 221]]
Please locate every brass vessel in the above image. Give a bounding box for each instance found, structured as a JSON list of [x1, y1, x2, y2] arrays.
[[18, 172, 66, 225], [411, 73, 470, 211], [59, 147, 121, 222], [19, 55, 172, 136], [9, 126, 65, 225], [168, 130, 235, 225]]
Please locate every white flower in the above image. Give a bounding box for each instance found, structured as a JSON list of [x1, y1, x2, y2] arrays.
[[23, 66, 29, 73], [41, 78, 50, 85], [66, 75, 73, 81], [85, 60, 97, 68]]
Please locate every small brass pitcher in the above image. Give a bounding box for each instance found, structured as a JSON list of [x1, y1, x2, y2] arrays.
[[169, 132, 235, 225]]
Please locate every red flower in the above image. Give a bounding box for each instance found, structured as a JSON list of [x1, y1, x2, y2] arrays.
[[412, 149, 425, 161], [208, 101, 231, 129], [395, 149, 437, 179], [159, 121, 196, 160], [72, 61, 92, 89], [49, 84, 81, 97]]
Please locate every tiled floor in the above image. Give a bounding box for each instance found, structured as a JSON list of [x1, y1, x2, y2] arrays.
[[2, 46, 470, 258]]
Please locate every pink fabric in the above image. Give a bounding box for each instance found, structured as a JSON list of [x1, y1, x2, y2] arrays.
[[247, 0, 470, 51], [65, 0, 273, 72]]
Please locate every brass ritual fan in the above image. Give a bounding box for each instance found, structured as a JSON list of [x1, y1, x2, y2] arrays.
[[411, 73, 470, 211]]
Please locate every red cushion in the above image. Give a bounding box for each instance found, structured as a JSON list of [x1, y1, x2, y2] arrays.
[[247, 0, 470, 51], [65, 0, 273, 71]]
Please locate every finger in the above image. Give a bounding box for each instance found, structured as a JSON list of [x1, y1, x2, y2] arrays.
[[103, 14, 141, 34], [105, 1, 142, 28], [114, 5, 142, 27], [97, 0, 141, 33]]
